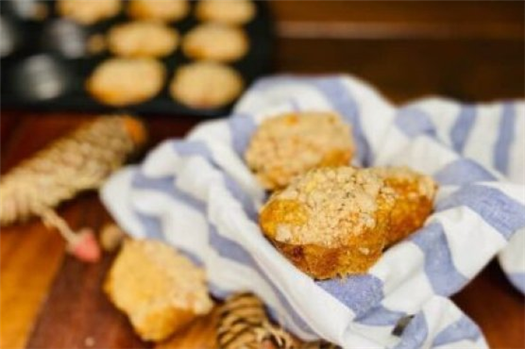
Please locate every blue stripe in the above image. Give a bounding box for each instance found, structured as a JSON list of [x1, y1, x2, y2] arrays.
[[431, 316, 482, 348], [450, 105, 476, 153], [316, 275, 383, 317], [434, 159, 497, 186], [394, 312, 428, 348], [507, 272, 525, 294], [494, 103, 516, 175], [311, 78, 372, 166], [436, 185, 525, 240], [228, 113, 257, 156], [355, 305, 406, 327], [410, 223, 469, 296], [395, 107, 437, 138], [172, 141, 258, 218]]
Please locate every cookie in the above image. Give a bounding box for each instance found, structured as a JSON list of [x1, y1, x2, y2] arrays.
[[108, 21, 179, 58], [127, 0, 189, 22], [260, 167, 395, 280], [104, 239, 214, 341], [182, 23, 248, 62], [245, 112, 355, 190], [169, 62, 243, 109], [196, 0, 256, 25], [57, 0, 121, 25], [86, 58, 165, 106]]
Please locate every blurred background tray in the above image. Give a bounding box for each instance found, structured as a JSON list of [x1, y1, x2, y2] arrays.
[[0, 0, 273, 117]]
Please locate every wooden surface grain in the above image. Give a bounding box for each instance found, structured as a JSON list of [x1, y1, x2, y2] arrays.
[[1, 1, 524, 349]]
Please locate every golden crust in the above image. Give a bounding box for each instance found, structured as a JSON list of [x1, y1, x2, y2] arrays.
[[259, 166, 436, 279], [373, 167, 437, 246], [245, 112, 355, 191], [182, 23, 249, 63], [57, 0, 121, 25], [86, 58, 165, 106], [108, 21, 179, 58], [195, 0, 256, 25], [169, 62, 243, 109], [127, 0, 189, 22], [259, 167, 394, 279], [104, 239, 214, 341]]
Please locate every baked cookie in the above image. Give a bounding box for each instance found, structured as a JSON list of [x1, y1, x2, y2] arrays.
[[86, 58, 165, 106], [108, 21, 179, 58], [169, 62, 243, 109], [57, 0, 121, 25], [127, 0, 189, 22], [182, 23, 248, 62], [373, 166, 437, 246], [245, 112, 355, 190], [104, 239, 214, 341], [260, 167, 396, 280], [196, 0, 256, 25]]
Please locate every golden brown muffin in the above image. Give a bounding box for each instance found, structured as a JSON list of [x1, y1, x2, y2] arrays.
[[104, 239, 214, 341], [86, 58, 165, 106], [57, 0, 121, 25], [245, 112, 355, 191], [127, 0, 189, 22], [108, 21, 179, 58], [169, 62, 243, 109], [196, 0, 256, 25], [182, 23, 249, 63], [373, 167, 437, 246], [259, 167, 395, 280]]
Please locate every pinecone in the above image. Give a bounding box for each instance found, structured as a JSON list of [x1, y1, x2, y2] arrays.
[[0, 115, 146, 226], [216, 292, 339, 349], [216, 292, 299, 349]]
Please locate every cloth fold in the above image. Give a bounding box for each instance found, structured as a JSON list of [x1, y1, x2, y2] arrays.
[[101, 75, 525, 348]]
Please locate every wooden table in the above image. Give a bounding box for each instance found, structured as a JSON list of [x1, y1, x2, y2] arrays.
[[1, 2, 524, 348]]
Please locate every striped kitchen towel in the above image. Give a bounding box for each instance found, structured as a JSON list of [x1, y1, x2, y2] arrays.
[[101, 75, 525, 348]]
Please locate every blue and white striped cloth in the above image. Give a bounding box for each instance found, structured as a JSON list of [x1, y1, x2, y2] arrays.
[[101, 76, 525, 348]]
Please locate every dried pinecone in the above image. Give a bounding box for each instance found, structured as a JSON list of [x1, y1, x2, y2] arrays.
[[216, 292, 299, 349], [0, 115, 146, 226]]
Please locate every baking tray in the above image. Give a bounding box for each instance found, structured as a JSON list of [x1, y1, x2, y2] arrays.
[[0, 0, 274, 117]]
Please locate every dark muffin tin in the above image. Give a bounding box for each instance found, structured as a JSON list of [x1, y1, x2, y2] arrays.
[[0, 0, 273, 117]]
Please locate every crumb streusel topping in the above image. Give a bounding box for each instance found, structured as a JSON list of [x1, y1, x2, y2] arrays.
[[245, 112, 355, 190]]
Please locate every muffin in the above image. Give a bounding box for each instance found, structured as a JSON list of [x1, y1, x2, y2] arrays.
[[104, 239, 214, 341], [108, 21, 179, 58], [245, 112, 355, 190], [169, 62, 243, 109], [57, 0, 121, 25], [373, 167, 437, 246], [86, 57, 165, 106], [182, 23, 249, 62], [196, 0, 256, 25], [259, 167, 395, 279], [127, 0, 189, 22]]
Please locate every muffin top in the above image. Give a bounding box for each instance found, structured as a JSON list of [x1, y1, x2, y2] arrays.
[[87, 58, 165, 106], [169, 62, 243, 109], [196, 0, 256, 25], [127, 0, 189, 22], [108, 21, 179, 58], [58, 0, 121, 25], [245, 112, 355, 190], [182, 23, 249, 62], [260, 167, 395, 247]]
